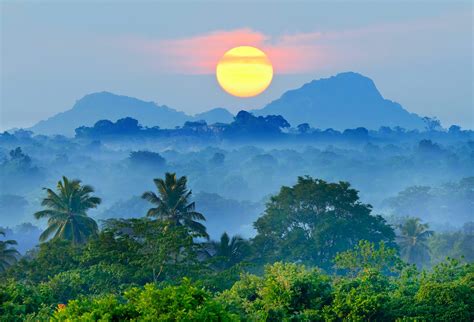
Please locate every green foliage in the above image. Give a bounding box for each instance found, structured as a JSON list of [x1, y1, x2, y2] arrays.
[[34, 176, 101, 244], [404, 259, 474, 321], [397, 217, 434, 268], [53, 279, 237, 321], [105, 217, 201, 283], [329, 269, 393, 321], [428, 223, 474, 264], [41, 263, 133, 303], [142, 172, 209, 239], [2, 174, 473, 320], [334, 240, 405, 276], [253, 176, 396, 270], [2, 240, 473, 321], [219, 262, 332, 320], [208, 232, 251, 270], [0, 229, 19, 272], [6, 239, 81, 283], [0, 279, 54, 321]]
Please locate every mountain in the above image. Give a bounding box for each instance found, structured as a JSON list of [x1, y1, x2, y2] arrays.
[[29, 72, 426, 135], [30, 92, 236, 136], [253, 72, 425, 130], [29, 92, 192, 136], [194, 108, 234, 124]]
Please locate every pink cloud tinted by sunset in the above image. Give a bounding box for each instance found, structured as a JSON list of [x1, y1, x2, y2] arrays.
[[122, 14, 466, 75], [125, 28, 329, 74]]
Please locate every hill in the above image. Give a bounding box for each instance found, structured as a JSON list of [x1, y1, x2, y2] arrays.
[[29, 92, 191, 136], [29, 73, 427, 135], [253, 72, 425, 130]]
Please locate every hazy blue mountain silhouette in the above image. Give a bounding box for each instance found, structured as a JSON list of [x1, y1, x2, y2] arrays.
[[30, 92, 235, 135], [30, 92, 190, 135], [194, 108, 234, 124], [253, 72, 425, 130], [29, 72, 426, 135]]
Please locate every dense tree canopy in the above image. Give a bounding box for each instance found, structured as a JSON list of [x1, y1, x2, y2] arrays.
[[1, 174, 472, 320], [253, 176, 396, 269]]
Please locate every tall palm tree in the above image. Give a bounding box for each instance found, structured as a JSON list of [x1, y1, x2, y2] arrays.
[[397, 217, 434, 268], [142, 172, 208, 239], [0, 230, 20, 272], [210, 232, 249, 269], [34, 176, 101, 244]]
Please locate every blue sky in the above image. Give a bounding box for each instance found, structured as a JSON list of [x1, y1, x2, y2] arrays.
[[1, 1, 472, 130]]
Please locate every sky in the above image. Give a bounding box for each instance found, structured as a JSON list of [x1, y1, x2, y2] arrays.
[[1, 1, 473, 130]]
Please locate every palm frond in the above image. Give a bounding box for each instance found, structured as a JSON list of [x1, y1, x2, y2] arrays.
[[39, 222, 60, 242]]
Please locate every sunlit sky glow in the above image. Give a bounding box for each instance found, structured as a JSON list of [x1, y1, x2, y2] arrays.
[[1, 2, 472, 130]]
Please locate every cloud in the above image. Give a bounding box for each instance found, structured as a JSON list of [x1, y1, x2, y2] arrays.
[[123, 28, 330, 74], [121, 12, 469, 75]]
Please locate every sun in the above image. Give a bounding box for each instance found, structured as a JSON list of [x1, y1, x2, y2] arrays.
[[216, 46, 273, 98]]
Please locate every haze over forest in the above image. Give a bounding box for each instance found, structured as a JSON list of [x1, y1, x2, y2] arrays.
[[1, 70, 473, 320], [1, 72, 472, 253], [1, 1, 473, 320]]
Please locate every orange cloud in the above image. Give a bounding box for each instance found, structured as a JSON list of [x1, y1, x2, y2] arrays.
[[124, 28, 329, 74], [121, 13, 465, 75]]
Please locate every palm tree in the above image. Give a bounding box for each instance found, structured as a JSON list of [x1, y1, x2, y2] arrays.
[[210, 232, 249, 269], [0, 230, 20, 272], [34, 176, 101, 244], [397, 217, 434, 268], [142, 172, 208, 239]]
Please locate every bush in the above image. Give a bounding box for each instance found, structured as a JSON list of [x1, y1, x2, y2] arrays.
[[219, 262, 332, 320], [53, 279, 237, 321], [0, 279, 54, 321]]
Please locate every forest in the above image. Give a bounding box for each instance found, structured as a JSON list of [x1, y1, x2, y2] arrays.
[[0, 171, 472, 320], [0, 116, 473, 320]]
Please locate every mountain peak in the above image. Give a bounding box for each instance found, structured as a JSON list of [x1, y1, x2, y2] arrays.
[[73, 91, 158, 110], [29, 92, 236, 135], [254, 72, 423, 130], [28, 72, 426, 135], [284, 71, 382, 103], [30, 91, 189, 136]]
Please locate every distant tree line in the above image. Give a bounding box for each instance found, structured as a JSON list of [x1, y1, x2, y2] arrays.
[[68, 111, 473, 142]]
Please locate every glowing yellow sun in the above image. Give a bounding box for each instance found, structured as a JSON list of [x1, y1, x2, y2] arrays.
[[216, 46, 273, 98]]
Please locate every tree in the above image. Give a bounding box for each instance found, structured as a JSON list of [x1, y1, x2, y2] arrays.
[[448, 125, 462, 134], [224, 111, 290, 138], [412, 259, 473, 321], [34, 176, 101, 244], [334, 240, 405, 277], [385, 186, 433, 219], [428, 222, 474, 265], [297, 123, 311, 134], [128, 151, 166, 169], [397, 217, 433, 268], [104, 218, 199, 283], [142, 172, 208, 239], [253, 176, 396, 270], [218, 262, 332, 320], [0, 229, 19, 272], [53, 279, 236, 321], [422, 116, 443, 131], [210, 152, 225, 165], [209, 232, 250, 269]]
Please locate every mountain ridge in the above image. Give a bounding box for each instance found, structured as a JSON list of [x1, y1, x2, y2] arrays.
[[28, 72, 426, 135], [253, 72, 425, 130]]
